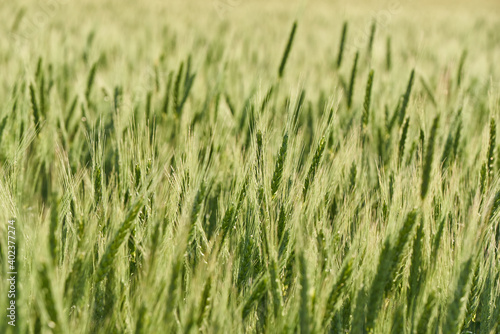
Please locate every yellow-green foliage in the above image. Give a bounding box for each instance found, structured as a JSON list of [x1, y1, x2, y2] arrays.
[[0, 1, 499, 333]]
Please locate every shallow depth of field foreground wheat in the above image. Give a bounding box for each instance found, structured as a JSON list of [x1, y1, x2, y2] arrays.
[[0, 0, 499, 333]]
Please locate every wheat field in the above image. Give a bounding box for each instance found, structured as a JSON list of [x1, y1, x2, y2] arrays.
[[0, 0, 499, 333]]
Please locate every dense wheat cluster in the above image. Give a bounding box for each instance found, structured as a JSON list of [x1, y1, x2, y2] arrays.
[[0, 0, 499, 333]]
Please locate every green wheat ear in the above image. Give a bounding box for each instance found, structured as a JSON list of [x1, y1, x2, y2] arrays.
[[270, 132, 289, 197], [113, 85, 121, 112], [362, 69, 374, 132], [348, 162, 357, 191], [337, 22, 348, 68], [347, 51, 359, 109], [479, 162, 487, 195], [443, 258, 474, 334], [162, 71, 173, 115], [268, 257, 282, 317], [453, 116, 462, 159], [173, 61, 184, 116], [163, 258, 181, 325], [462, 262, 481, 331], [291, 89, 306, 131], [416, 292, 436, 334], [85, 62, 97, 103], [260, 85, 274, 112], [94, 163, 102, 206], [366, 21, 376, 60], [407, 220, 424, 317], [440, 129, 454, 171], [278, 21, 297, 78], [456, 49, 467, 88], [351, 286, 367, 333], [303, 135, 326, 199], [430, 215, 446, 268], [399, 69, 415, 125], [299, 252, 310, 334], [366, 210, 418, 332], [39, 70, 46, 117], [49, 196, 60, 265], [365, 238, 392, 332], [398, 117, 410, 166], [190, 180, 206, 224], [35, 56, 43, 81], [421, 115, 440, 200], [386, 36, 392, 70], [29, 82, 40, 126], [242, 275, 268, 320], [476, 264, 493, 333], [39, 263, 63, 333], [389, 210, 418, 293], [256, 130, 264, 178], [96, 197, 144, 283], [323, 257, 354, 327], [197, 276, 212, 327]]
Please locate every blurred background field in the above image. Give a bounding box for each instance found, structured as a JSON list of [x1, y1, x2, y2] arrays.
[[1, 0, 499, 105]]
